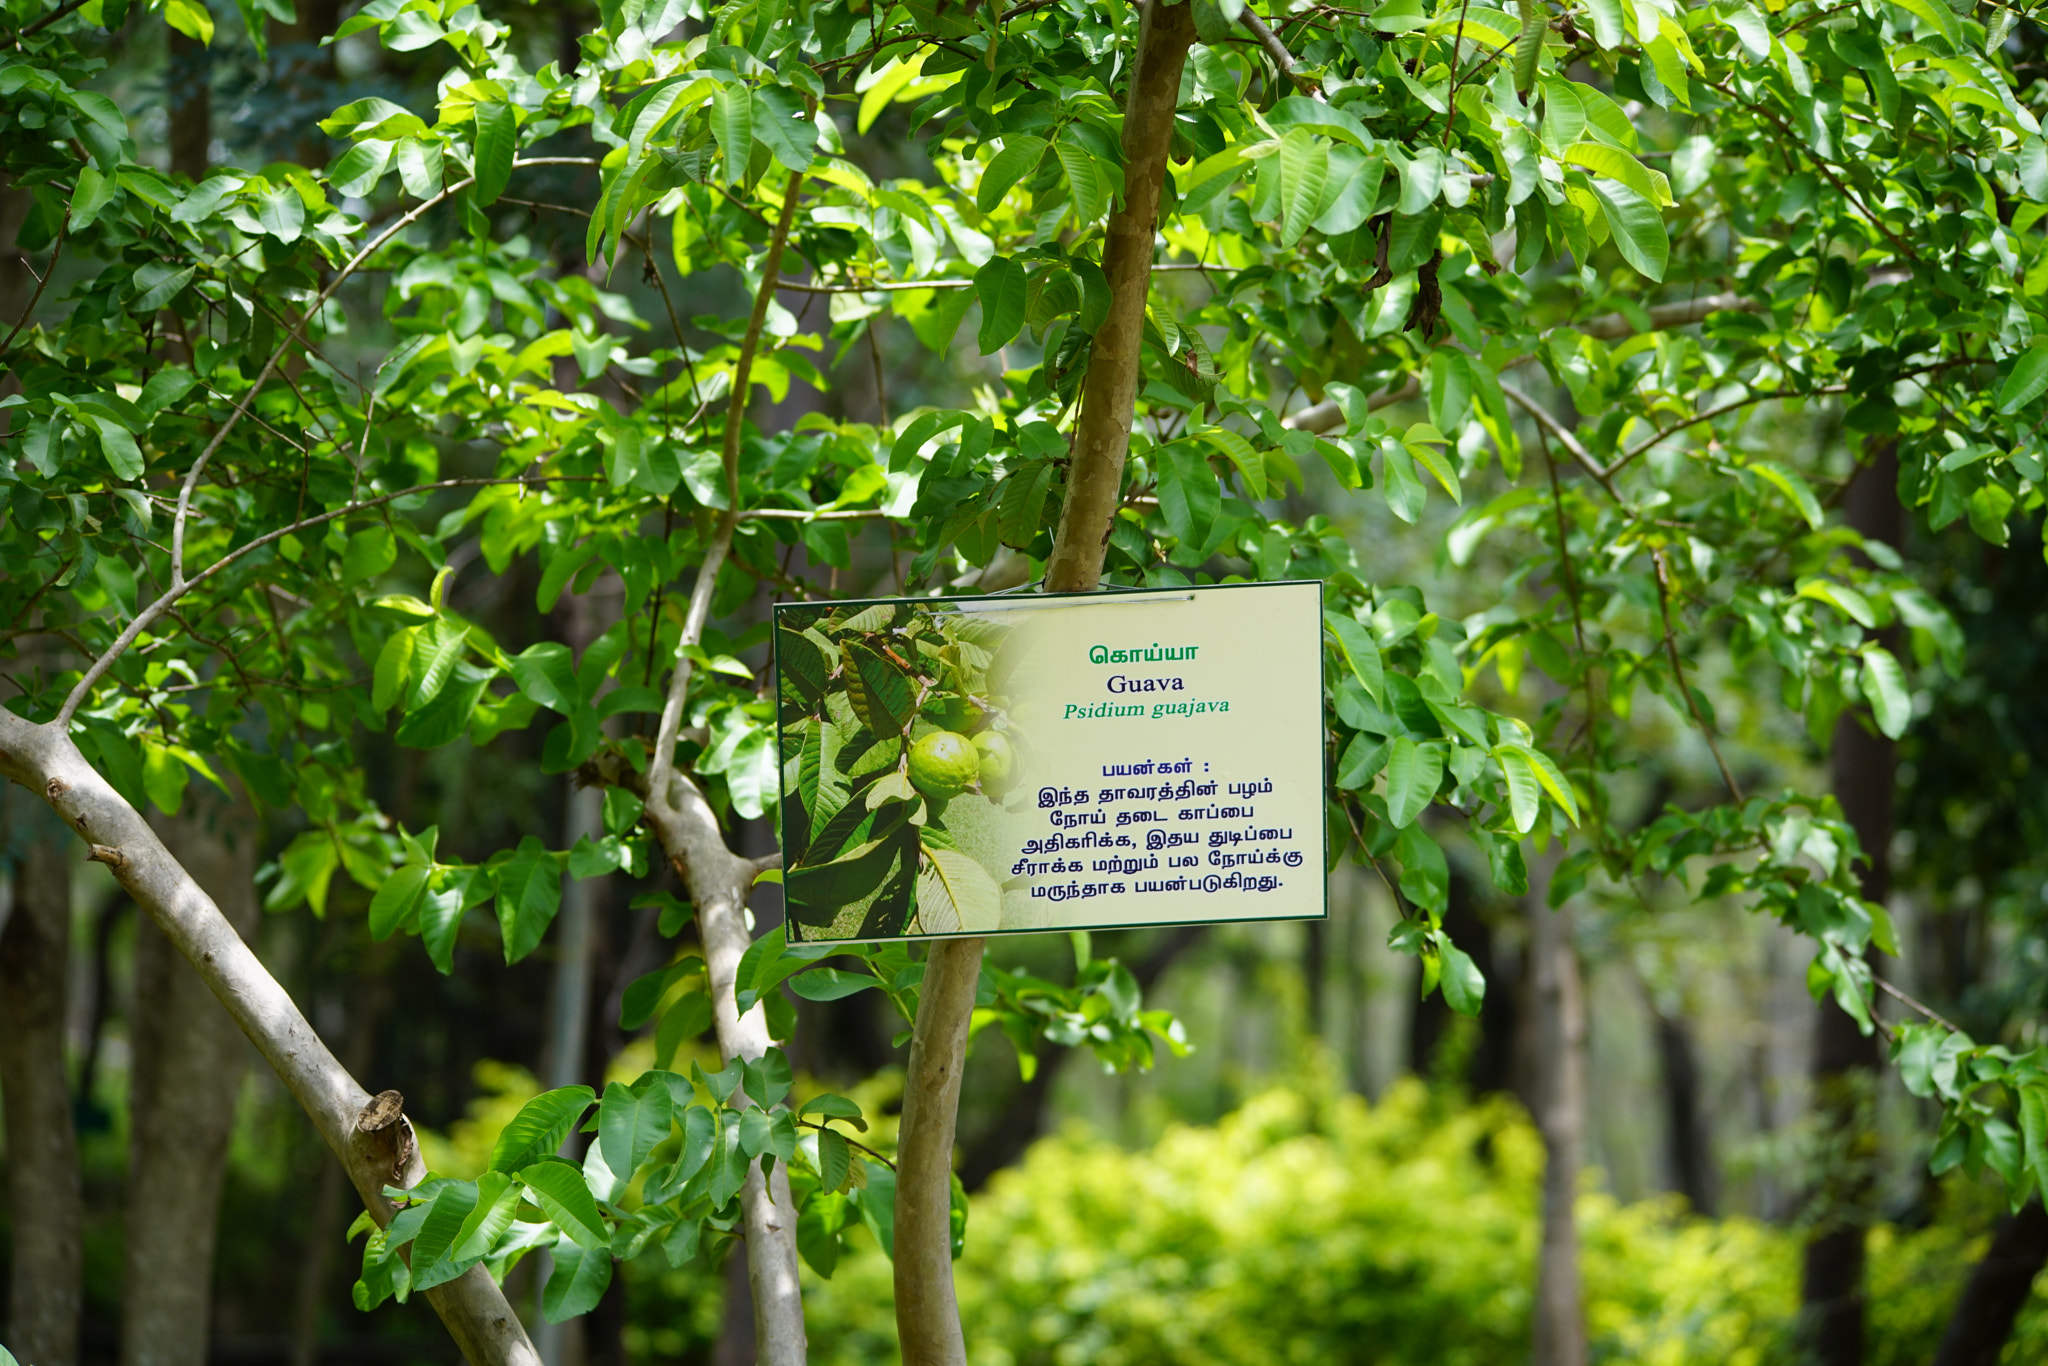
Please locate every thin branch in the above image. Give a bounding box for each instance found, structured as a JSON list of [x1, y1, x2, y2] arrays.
[[1, 206, 66, 354], [648, 171, 806, 818], [9, 0, 88, 43], [1537, 425, 1587, 654], [1240, 8, 1319, 95], [795, 1117, 896, 1171], [741, 507, 889, 521], [1500, 382, 1621, 500], [774, 276, 972, 293], [54, 475, 597, 726], [1650, 546, 1742, 803], [1875, 976, 1961, 1033]]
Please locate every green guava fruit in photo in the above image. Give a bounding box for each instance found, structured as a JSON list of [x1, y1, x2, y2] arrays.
[[908, 731, 979, 800], [973, 731, 1015, 789]]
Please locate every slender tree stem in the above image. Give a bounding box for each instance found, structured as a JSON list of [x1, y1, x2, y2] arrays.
[[1651, 547, 1743, 802]]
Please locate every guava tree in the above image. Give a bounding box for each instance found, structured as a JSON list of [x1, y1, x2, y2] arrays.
[[3, 0, 2044, 1358]]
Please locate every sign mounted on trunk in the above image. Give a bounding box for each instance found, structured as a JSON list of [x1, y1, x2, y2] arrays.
[[774, 580, 1326, 941]]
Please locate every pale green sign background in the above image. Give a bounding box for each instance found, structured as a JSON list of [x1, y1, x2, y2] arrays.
[[776, 581, 1326, 942]]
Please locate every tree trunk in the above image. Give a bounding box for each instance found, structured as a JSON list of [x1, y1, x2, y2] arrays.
[[121, 784, 262, 1366], [1, 794, 84, 1366], [0, 712, 541, 1366], [890, 4, 1195, 1359], [1802, 442, 1899, 1366], [1654, 1009, 1715, 1215], [893, 938, 981, 1366], [1930, 1199, 2048, 1366], [534, 779, 604, 1366], [1529, 883, 1586, 1366], [167, 30, 209, 180], [1042, 0, 1197, 595]]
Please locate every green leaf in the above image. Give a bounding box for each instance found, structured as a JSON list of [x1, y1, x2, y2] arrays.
[[541, 1237, 613, 1321], [993, 460, 1054, 549], [93, 418, 143, 481], [450, 1170, 522, 1262], [1496, 745, 1541, 832], [1323, 612, 1385, 704], [471, 103, 515, 206], [815, 1126, 852, 1192], [752, 87, 818, 173], [1796, 579, 1876, 628], [1585, 179, 1666, 281], [655, 991, 713, 1067], [1751, 461, 1825, 530], [407, 1180, 481, 1291], [372, 629, 416, 713], [1199, 428, 1265, 499], [254, 183, 305, 242], [1997, 344, 2048, 414], [511, 641, 579, 713], [519, 1160, 610, 1249], [977, 135, 1047, 212], [407, 619, 469, 709], [1055, 138, 1106, 227], [1582, 0, 1625, 47], [915, 843, 1002, 933], [495, 835, 562, 964], [490, 1086, 596, 1172], [342, 527, 397, 587], [598, 1078, 674, 1184], [974, 255, 1028, 355], [1156, 441, 1221, 547], [711, 84, 752, 183], [1859, 646, 1910, 740], [1499, 742, 1579, 821], [788, 967, 881, 1000], [1380, 441, 1427, 523], [1890, 0, 1962, 51], [1404, 424, 1461, 503], [329, 139, 393, 198], [1562, 142, 1672, 206], [843, 642, 914, 736], [393, 663, 490, 749], [1383, 737, 1443, 828], [1276, 129, 1329, 246], [1437, 937, 1485, 1015], [368, 863, 430, 940]]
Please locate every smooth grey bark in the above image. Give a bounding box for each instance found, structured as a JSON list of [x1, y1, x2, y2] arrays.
[[637, 169, 809, 1366], [633, 750, 802, 1366], [1, 795, 84, 1366], [0, 711, 540, 1366], [1528, 883, 1587, 1366], [121, 784, 263, 1366], [1801, 442, 1898, 1366]]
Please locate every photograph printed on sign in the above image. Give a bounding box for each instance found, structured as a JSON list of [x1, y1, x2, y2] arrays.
[[775, 581, 1327, 942]]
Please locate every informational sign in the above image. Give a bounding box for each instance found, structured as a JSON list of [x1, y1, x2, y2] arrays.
[[774, 580, 1326, 942]]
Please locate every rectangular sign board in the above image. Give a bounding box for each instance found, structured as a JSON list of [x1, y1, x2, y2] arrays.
[[774, 580, 1326, 942]]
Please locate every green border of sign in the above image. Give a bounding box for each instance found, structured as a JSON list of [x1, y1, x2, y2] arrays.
[[770, 579, 1328, 943]]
